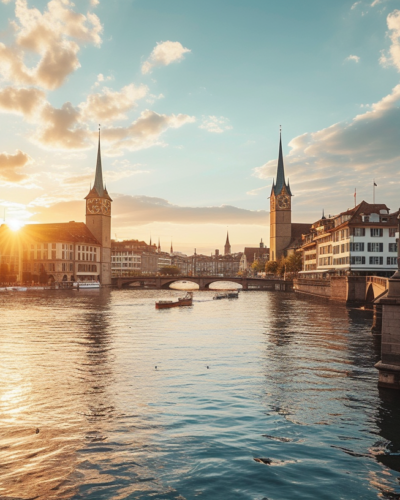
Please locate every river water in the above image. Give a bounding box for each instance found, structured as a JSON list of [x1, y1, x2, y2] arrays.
[[1, 286, 400, 500]]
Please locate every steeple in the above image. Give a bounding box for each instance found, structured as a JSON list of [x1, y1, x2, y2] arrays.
[[157, 238, 161, 252], [272, 129, 292, 196], [224, 231, 231, 255], [94, 127, 104, 197], [170, 241, 173, 254]]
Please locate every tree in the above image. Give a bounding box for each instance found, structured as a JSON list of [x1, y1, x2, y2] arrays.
[[285, 252, 303, 275], [276, 256, 287, 276], [265, 260, 278, 275], [251, 259, 266, 273], [159, 265, 181, 275]]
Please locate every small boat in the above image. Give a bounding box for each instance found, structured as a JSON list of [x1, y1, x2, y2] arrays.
[[5, 286, 28, 292], [73, 281, 101, 289], [213, 291, 239, 300], [156, 292, 193, 309]]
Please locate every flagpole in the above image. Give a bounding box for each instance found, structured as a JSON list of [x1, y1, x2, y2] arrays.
[[354, 188, 356, 208], [373, 180, 375, 204]]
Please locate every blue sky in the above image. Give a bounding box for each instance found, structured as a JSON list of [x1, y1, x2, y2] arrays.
[[0, 0, 399, 253]]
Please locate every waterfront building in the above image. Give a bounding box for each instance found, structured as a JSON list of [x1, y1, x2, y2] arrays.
[[299, 201, 399, 277], [0, 133, 112, 285], [269, 132, 311, 260]]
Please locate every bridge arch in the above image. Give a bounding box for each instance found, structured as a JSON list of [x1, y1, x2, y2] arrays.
[[366, 283, 375, 304], [161, 279, 200, 290]]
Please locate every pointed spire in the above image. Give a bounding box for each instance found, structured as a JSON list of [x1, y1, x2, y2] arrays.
[[225, 231, 230, 246], [150, 235, 152, 246], [157, 238, 161, 252], [94, 125, 104, 197], [275, 128, 286, 195], [170, 241, 173, 254]]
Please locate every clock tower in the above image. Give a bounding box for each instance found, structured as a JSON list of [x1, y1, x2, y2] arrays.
[[85, 130, 112, 285], [270, 131, 292, 261]]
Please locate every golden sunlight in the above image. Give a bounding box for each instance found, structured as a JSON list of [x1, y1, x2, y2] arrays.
[[7, 219, 25, 232]]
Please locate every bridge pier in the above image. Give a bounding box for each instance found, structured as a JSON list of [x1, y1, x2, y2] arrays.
[[375, 276, 400, 390]]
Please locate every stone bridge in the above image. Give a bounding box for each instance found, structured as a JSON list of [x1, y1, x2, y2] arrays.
[[365, 276, 389, 303], [112, 275, 293, 291]]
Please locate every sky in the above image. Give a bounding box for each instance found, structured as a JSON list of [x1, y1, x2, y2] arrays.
[[0, 0, 399, 255]]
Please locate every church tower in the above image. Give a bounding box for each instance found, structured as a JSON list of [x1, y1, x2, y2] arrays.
[[85, 130, 112, 285], [224, 231, 231, 255], [270, 131, 292, 261]]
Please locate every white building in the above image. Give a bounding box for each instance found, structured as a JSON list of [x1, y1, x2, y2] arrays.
[[300, 201, 399, 277]]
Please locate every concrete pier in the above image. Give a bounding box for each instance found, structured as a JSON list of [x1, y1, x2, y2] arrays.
[[375, 228, 400, 390]]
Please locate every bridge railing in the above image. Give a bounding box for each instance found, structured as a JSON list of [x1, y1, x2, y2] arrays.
[[366, 276, 389, 289]]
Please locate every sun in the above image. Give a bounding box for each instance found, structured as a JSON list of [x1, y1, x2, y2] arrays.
[[7, 219, 25, 232]]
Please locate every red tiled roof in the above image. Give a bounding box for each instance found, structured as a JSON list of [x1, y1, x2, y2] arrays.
[[0, 222, 101, 245]]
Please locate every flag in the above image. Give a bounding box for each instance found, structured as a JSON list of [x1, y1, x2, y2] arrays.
[[374, 182, 377, 186]]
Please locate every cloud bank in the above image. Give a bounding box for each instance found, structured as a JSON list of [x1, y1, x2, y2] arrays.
[[30, 194, 268, 226]]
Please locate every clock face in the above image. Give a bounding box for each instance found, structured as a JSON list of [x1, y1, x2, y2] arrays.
[[277, 194, 290, 209], [87, 198, 101, 214], [102, 199, 111, 215]]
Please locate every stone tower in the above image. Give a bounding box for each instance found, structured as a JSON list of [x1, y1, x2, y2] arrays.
[[224, 231, 231, 255], [85, 131, 112, 285], [269, 132, 292, 261]]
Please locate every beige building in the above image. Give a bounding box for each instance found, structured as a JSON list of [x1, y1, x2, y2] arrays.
[[0, 133, 112, 285]]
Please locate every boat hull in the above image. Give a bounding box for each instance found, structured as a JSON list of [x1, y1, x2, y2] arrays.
[[156, 299, 192, 309]]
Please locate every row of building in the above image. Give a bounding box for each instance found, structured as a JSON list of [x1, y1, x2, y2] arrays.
[[268, 132, 399, 278], [111, 237, 269, 277]]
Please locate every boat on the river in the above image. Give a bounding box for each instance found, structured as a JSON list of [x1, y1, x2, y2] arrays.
[[73, 281, 101, 289], [156, 292, 193, 309], [213, 291, 239, 300]]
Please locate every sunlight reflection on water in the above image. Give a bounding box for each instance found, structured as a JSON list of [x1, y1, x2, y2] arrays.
[[0, 289, 399, 500]]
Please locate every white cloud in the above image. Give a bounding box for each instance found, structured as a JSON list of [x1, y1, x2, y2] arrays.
[[371, 0, 381, 6], [141, 41, 191, 74], [346, 54, 360, 63], [0, 0, 103, 90], [0, 149, 32, 183], [253, 84, 400, 212], [380, 9, 400, 71], [80, 83, 148, 122], [351, 1, 361, 9], [199, 115, 233, 134]]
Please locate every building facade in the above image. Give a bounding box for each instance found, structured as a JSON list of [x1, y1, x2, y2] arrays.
[[299, 201, 399, 277], [0, 133, 112, 285]]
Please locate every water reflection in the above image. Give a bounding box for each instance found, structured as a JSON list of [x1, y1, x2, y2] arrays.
[[0, 289, 399, 499]]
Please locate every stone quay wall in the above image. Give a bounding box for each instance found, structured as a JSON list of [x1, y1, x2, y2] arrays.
[[294, 276, 367, 304]]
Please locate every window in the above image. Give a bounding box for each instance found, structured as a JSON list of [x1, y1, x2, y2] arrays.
[[52, 243, 56, 249], [52, 250, 56, 259], [352, 228, 365, 237], [370, 228, 383, 237], [368, 243, 383, 252], [389, 243, 398, 252], [350, 242, 364, 252], [389, 228, 396, 237], [387, 257, 397, 265], [351, 256, 365, 265], [369, 256, 383, 265], [333, 245, 340, 255]]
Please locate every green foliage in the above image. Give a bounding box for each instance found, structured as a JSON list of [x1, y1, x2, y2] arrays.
[[159, 265, 181, 275], [265, 260, 278, 274], [285, 252, 303, 274], [251, 259, 266, 272]]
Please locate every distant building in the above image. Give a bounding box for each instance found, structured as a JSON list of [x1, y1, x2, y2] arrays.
[[224, 232, 231, 255], [240, 239, 270, 271], [299, 201, 399, 277]]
